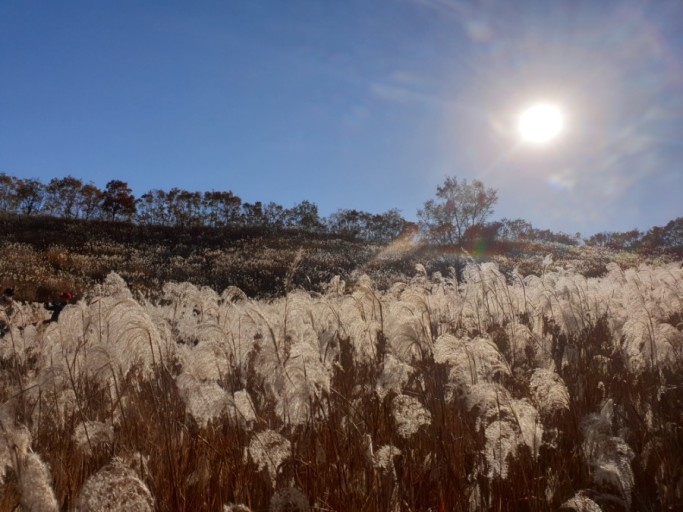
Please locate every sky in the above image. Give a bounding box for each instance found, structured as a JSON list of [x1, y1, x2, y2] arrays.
[[1, 0, 682, 236]]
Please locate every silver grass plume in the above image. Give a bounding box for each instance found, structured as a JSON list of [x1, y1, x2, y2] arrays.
[[72, 420, 114, 455], [391, 394, 431, 439], [375, 354, 415, 400], [176, 337, 231, 382], [386, 297, 433, 362], [42, 285, 170, 400], [459, 262, 515, 330], [483, 398, 542, 480], [505, 321, 533, 367], [0, 406, 31, 476], [176, 374, 232, 428], [621, 318, 683, 373], [276, 337, 331, 425], [224, 504, 252, 512], [247, 296, 331, 425], [74, 457, 155, 512], [529, 368, 570, 418], [372, 444, 402, 475], [581, 400, 635, 507], [484, 400, 543, 480], [324, 275, 346, 296], [18, 451, 59, 512], [93, 271, 133, 300], [229, 389, 257, 426], [461, 384, 542, 479], [42, 301, 88, 359], [270, 487, 310, 512], [560, 491, 603, 511], [246, 429, 291, 487], [484, 419, 518, 480], [0, 411, 58, 512], [94, 297, 164, 380], [462, 382, 512, 424], [433, 334, 511, 388], [338, 282, 383, 365]]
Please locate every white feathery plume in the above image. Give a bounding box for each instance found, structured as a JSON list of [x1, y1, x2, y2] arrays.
[[270, 487, 310, 512], [434, 334, 511, 387], [484, 418, 518, 480], [372, 444, 402, 474], [581, 400, 635, 506], [18, 451, 59, 512], [462, 382, 512, 423], [529, 368, 571, 417], [483, 398, 542, 480], [459, 262, 515, 330], [560, 491, 603, 511], [176, 336, 231, 382], [0, 415, 31, 480], [72, 420, 114, 455], [509, 398, 543, 461], [176, 374, 232, 428], [323, 275, 346, 297], [246, 429, 291, 487], [621, 319, 683, 373], [96, 297, 164, 379], [275, 337, 331, 425], [93, 271, 133, 300], [385, 291, 434, 362], [224, 504, 252, 512], [229, 389, 257, 426], [74, 457, 155, 512], [391, 394, 431, 439], [505, 321, 533, 366], [375, 354, 415, 400], [0, 411, 58, 511]]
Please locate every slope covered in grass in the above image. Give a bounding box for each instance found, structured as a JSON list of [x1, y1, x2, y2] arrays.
[[1, 260, 681, 510]]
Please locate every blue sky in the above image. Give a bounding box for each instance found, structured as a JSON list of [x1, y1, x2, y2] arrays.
[[1, 0, 682, 236]]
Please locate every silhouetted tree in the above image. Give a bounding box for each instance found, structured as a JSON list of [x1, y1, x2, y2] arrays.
[[585, 229, 642, 250], [0, 173, 18, 213], [641, 218, 683, 255], [532, 229, 580, 246], [168, 188, 203, 227], [499, 218, 535, 241], [241, 201, 266, 226], [286, 200, 324, 231], [202, 191, 242, 227], [326, 209, 366, 238], [15, 178, 46, 215], [136, 189, 171, 225], [418, 177, 498, 245], [45, 176, 84, 218], [263, 202, 287, 228], [78, 183, 104, 220], [463, 221, 503, 247], [102, 180, 136, 221], [368, 209, 409, 243]]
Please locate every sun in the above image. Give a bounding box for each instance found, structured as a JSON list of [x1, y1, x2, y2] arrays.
[[517, 103, 564, 144]]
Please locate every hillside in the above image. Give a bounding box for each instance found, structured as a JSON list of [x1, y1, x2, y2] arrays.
[[0, 214, 660, 304]]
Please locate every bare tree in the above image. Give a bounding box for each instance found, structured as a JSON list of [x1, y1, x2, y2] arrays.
[[418, 177, 497, 245]]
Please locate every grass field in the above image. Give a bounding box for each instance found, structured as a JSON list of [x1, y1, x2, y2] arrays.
[[1, 239, 682, 510]]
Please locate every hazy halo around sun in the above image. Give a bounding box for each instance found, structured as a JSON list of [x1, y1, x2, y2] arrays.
[[517, 103, 564, 145]]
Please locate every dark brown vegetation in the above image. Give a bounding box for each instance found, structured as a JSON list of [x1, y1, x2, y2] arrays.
[[3, 212, 672, 306]]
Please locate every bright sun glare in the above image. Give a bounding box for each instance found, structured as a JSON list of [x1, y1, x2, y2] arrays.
[[517, 103, 564, 145]]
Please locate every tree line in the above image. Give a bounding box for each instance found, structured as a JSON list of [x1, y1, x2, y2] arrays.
[[1, 172, 679, 252], [0, 173, 409, 243]]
